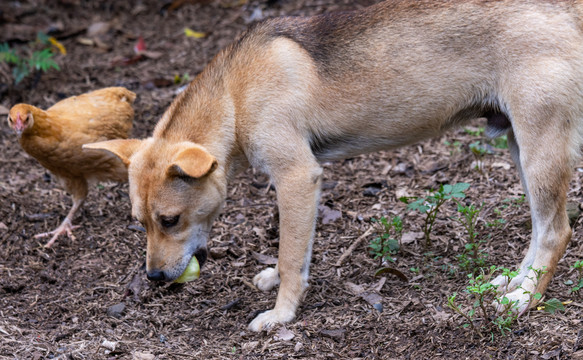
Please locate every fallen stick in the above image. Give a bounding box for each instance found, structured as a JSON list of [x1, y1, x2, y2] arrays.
[[335, 227, 374, 267]]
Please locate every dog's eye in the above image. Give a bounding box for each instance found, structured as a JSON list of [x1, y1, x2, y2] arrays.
[[160, 215, 180, 228]]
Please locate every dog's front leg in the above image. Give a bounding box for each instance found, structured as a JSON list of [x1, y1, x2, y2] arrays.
[[249, 161, 323, 332]]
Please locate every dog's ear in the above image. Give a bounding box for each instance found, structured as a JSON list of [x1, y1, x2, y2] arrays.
[[167, 145, 218, 180], [83, 139, 142, 167]]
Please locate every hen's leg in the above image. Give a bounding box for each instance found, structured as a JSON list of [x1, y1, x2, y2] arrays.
[[35, 178, 87, 248]]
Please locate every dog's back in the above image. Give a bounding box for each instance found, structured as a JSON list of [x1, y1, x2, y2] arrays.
[[207, 0, 583, 162]]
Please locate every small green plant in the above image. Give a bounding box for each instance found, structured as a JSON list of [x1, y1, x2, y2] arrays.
[[369, 216, 403, 264], [501, 195, 526, 209], [400, 183, 470, 247], [465, 126, 508, 150], [539, 298, 566, 314], [490, 135, 508, 149], [570, 260, 583, 292], [464, 127, 485, 137], [0, 31, 62, 84], [457, 242, 489, 273], [469, 141, 492, 170], [454, 201, 488, 272], [485, 208, 507, 228], [174, 72, 191, 84], [443, 139, 463, 155], [447, 266, 520, 337]]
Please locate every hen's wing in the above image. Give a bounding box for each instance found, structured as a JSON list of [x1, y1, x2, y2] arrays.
[[46, 87, 136, 141]]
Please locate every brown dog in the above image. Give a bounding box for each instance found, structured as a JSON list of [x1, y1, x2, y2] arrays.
[[85, 0, 583, 331]]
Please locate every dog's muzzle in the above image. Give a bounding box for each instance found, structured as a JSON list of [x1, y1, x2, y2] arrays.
[[146, 248, 208, 282]]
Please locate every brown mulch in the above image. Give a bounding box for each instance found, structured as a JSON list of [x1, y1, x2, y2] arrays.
[[1, 1, 582, 359]]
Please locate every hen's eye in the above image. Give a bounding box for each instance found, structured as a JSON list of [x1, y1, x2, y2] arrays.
[[161, 215, 180, 228]]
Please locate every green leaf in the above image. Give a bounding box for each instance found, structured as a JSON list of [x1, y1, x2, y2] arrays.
[[37, 31, 50, 44], [452, 183, 470, 193], [542, 298, 565, 314], [386, 238, 400, 252], [442, 184, 453, 194], [13, 66, 28, 84], [398, 196, 414, 204], [408, 199, 430, 213], [0, 43, 20, 64]]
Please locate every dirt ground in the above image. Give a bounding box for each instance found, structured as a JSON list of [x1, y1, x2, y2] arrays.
[[1, 0, 583, 359]]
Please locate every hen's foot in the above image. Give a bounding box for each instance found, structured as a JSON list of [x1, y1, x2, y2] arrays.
[[34, 218, 79, 248]]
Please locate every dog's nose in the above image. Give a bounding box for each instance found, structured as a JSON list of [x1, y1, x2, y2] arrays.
[[146, 269, 166, 282]]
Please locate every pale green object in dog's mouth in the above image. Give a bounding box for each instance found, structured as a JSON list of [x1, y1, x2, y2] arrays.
[[174, 256, 200, 283]]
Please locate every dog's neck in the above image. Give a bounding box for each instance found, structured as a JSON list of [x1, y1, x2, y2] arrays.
[[159, 58, 251, 173]]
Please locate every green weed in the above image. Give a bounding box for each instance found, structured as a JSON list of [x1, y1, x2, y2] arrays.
[[400, 183, 470, 247], [369, 216, 403, 264], [454, 201, 488, 272], [0, 31, 62, 84], [570, 260, 583, 293], [447, 266, 519, 337]]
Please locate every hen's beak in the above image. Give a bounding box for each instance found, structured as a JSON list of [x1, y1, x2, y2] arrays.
[[13, 114, 25, 137]]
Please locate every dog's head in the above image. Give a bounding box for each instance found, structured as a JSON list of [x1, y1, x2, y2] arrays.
[[84, 138, 225, 282]]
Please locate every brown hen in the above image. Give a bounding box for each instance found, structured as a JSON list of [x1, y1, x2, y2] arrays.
[[7, 87, 136, 247]]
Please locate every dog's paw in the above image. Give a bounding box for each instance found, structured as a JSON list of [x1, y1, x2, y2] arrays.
[[494, 287, 533, 315], [248, 308, 295, 332], [490, 274, 509, 289], [491, 270, 528, 294], [253, 267, 280, 291]]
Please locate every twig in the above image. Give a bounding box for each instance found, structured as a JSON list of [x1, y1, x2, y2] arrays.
[[335, 227, 374, 267]]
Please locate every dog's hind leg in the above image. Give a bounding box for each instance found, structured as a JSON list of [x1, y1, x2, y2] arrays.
[[492, 99, 578, 312], [248, 155, 323, 331]]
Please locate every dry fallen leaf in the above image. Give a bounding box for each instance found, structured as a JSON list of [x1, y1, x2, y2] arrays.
[[491, 161, 511, 170], [133, 352, 155, 360], [401, 231, 424, 245], [48, 37, 67, 54], [77, 37, 95, 46], [252, 251, 278, 265], [345, 280, 384, 309], [320, 328, 346, 340], [87, 21, 110, 37], [252, 226, 266, 240], [274, 326, 295, 341], [318, 205, 342, 224], [184, 27, 207, 38], [101, 340, 116, 351], [242, 341, 259, 351]]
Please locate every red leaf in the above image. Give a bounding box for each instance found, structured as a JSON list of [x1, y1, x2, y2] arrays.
[[134, 36, 146, 54]]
